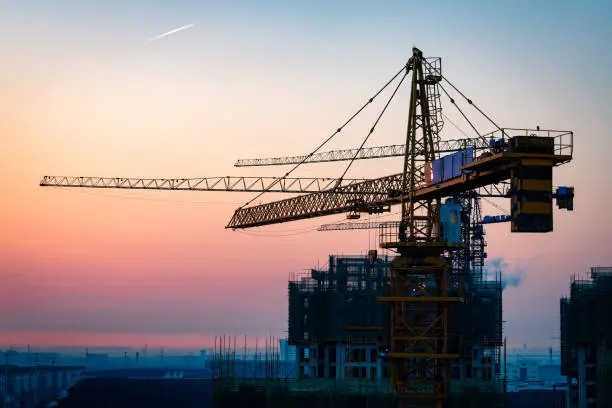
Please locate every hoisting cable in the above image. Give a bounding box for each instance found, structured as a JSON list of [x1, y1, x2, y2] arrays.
[[482, 197, 509, 216], [239, 63, 408, 210], [438, 83, 484, 143], [335, 70, 409, 187], [441, 113, 470, 139], [422, 59, 507, 138]]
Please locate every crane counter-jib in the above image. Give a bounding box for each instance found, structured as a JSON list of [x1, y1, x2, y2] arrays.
[[226, 147, 572, 229]]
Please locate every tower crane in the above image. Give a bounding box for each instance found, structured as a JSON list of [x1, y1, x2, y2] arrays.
[[40, 47, 574, 407], [221, 48, 574, 407]]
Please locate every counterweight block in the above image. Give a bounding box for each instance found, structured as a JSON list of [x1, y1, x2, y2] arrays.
[[508, 135, 557, 233]]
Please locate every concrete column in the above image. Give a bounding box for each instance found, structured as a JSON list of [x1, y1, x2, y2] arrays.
[[577, 347, 586, 408], [335, 344, 345, 379], [324, 346, 330, 378], [295, 346, 302, 379], [364, 348, 371, 379], [566, 376, 573, 408], [310, 346, 317, 378]]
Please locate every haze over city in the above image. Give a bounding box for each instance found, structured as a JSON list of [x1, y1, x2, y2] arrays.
[[1, 0, 611, 353]]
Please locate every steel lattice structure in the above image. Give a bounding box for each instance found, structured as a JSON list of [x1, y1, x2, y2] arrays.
[[40, 175, 514, 201], [225, 128, 571, 229], [381, 50, 456, 407], [234, 138, 491, 167], [39, 176, 368, 193]]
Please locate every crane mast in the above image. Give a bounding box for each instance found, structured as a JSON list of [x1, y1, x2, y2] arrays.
[[378, 48, 457, 408], [399, 47, 439, 243]]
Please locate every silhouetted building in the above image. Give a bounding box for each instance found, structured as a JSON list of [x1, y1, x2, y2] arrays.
[[561, 266, 612, 408]]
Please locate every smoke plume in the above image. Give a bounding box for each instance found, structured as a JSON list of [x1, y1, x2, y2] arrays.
[[489, 257, 526, 290]]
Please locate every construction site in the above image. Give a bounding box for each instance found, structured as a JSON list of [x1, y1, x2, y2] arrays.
[[40, 48, 576, 408]]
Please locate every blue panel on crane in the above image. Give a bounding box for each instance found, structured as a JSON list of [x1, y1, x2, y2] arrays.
[[440, 201, 462, 244], [435, 148, 476, 183], [452, 152, 462, 178], [433, 159, 442, 184], [464, 147, 474, 165], [443, 154, 453, 181]]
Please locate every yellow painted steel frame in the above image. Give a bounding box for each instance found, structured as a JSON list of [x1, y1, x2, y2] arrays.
[[379, 153, 561, 408], [382, 249, 461, 408]]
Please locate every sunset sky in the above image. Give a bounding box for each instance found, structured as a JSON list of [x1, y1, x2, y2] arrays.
[[1, 0, 611, 350]]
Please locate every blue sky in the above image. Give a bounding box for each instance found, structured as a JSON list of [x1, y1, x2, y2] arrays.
[[0, 0, 611, 348]]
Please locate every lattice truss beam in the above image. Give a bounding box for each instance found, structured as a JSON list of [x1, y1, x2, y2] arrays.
[[384, 256, 457, 401], [388, 52, 452, 406], [227, 174, 405, 227], [399, 53, 438, 242], [234, 138, 487, 167], [39, 176, 368, 193]]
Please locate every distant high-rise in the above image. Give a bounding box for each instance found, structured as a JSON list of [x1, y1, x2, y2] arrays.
[[279, 339, 296, 362]]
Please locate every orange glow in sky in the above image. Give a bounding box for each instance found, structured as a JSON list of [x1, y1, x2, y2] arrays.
[[1, 1, 611, 350]]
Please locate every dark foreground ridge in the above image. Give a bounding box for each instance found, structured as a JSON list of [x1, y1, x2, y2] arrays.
[[53, 376, 565, 408], [55, 377, 214, 408]]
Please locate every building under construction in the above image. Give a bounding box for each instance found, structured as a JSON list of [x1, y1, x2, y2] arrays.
[[288, 254, 393, 381], [288, 254, 503, 383], [561, 267, 612, 408], [287, 196, 505, 395]]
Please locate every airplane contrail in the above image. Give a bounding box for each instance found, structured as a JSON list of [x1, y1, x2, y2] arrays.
[[148, 23, 195, 42]]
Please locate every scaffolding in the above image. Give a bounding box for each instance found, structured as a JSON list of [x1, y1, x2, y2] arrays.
[[287, 250, 503, 386], [288, 255, 392, 380], [449, 278, 503, 381], [448, 193, 504, 383], [285, 187, 504, 406], [560, 267, 612, 408]]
